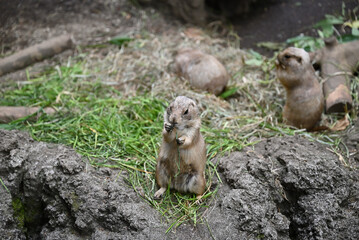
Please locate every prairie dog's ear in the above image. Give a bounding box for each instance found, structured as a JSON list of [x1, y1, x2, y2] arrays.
[[188, 100, 199, 116]]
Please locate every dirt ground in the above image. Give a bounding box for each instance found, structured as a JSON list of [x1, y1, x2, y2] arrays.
[[232, 0, 358, 52], [0, 0, 358, 165], [1, 128, 358, 239], [1, 0, 358, 55], [1, 1, 359, 239]]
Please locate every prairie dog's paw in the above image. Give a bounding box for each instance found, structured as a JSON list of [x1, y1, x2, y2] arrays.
[[195, 195, 203, 204], [164, 122, 174, 132], [154, 187, 166, 199], [176, 136, 185, 145]]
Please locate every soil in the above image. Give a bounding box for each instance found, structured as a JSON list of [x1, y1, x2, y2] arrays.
[[231, 0, 358, 53], [1, 0, 358, 55], [0, 0, 179, 82], [1, 0, 359, 239], [1, 128, 358, 239]]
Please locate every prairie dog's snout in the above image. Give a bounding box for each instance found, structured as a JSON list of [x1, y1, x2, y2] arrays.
[[276, 53, 290, 69], [167, 112, 178, 125]]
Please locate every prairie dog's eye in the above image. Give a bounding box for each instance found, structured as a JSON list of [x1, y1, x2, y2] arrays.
[[184, 109, 188, 115], [296, 57, 302, 63], [284, 54, 291, 59]]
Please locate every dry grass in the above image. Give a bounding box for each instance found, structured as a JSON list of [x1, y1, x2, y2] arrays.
[[1, 4, 358, 231], [80, 24, 292, 142]]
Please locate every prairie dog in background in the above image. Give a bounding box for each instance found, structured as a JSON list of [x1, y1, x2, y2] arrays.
[[154, 96, 206, 198], [276, 47, 324, 130], [174, 49, 228, 95]]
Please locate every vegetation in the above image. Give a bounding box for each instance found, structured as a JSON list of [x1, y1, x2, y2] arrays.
[[1, 4, 358, 232]]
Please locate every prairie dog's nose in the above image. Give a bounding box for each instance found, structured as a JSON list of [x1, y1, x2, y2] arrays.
[[169, 116, 177, 124]]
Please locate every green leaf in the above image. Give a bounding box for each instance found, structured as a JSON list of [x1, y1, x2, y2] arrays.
[[248, 49, 262, 59], [339, 34, 359, 43], [256, 41, 285, 50], [245, 58, 263, 66], [286, 35, 316, 44], [219, 87, 238, 99], [313, 14, 344, 38], [108, 36, 134, 47], [314, 14, 344, 28], [352, 27, 359, 36], [0, 124, 15, 130], [321, 24, 334, 38], [245, 50, 263, 66], [286, 35, 324, 52]]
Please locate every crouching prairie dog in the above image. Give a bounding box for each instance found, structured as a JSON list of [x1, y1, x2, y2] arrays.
[[174, 49, 228, 95], [155, 96, 206, 199], [276, 47, 324, 130]]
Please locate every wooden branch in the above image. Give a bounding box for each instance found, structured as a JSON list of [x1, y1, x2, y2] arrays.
[[311, 37, 359, 113], [0, 106, 55, 123], [0, 35, 74, 77]]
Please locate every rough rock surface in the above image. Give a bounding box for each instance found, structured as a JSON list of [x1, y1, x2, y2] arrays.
[[214, 136, 359, 239], [0, 130, 166, 239], [342, 119, 359, 168], [1, 129, 358, 239]]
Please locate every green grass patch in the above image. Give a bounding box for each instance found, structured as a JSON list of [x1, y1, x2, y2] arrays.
[[1, 43, 357, 230], [0, 60, 246, 229]]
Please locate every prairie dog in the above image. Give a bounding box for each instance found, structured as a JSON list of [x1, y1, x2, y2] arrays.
[[174, 49, 228, 95], [276, 47, 324, 130], [154, 96, 206, 198]]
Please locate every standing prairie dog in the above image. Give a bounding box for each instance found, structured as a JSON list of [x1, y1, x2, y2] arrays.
[[154, 96, 206, 198], [276, 47, 324, 130]]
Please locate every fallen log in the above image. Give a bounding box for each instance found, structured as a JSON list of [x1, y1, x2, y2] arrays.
[[0, 106, 55, 123], [0, 34, 74, 77], [311, 37, 359, 113]]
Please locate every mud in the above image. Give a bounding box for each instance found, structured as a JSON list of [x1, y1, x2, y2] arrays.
[[1, 129, 358, 239]]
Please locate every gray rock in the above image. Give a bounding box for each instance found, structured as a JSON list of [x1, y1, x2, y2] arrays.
[[0, 130, 166, 239], [217, 136, 359, 240], [0, 129, 358, 239]]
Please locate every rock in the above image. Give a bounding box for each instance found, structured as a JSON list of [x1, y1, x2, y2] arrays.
[[217, 135, 359, 239], [0, 130, 166, 239], [341, 118, 359, 168], [174, 48, 229, 95], [1, 130, 358, 239]]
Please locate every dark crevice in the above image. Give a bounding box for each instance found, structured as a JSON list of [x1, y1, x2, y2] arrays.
[[10, 178, 48, 239], [10, 179, 89, 239], [24, 198, 49, 239], [274, 180, 307, 240]]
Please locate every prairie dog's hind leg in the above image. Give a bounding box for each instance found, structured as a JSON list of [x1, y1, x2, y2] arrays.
[[190, 172, 206, 196], [175, 172, 205, 196]]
